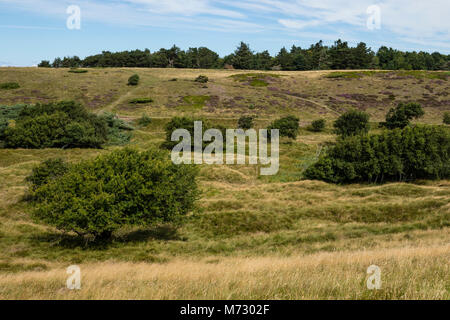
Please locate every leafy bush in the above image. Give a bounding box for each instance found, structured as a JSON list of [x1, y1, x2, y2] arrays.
[[128, 74, 140, 86], [267, 115, 299, 139], [195, 75, 209, 83], [443, 112, 450, 125], [0, 82, 20, 90], [305, 126, 450, 184], [26, 158, 69, 191], [162, 117, 226, 150], [129, 98, 153, 104], [29, 148, 200, 240], [383, 102, 424, 129], [237, 116, 254, 130], [333, 110, 370, 137], [137, 114, 152, 127], [2, 101, 132, 149], [310, 119, 326, 132]]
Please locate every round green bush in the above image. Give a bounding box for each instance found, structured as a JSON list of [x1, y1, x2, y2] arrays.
[[267, 115, 299, 139], [310, 119, 326, 132], [128, 74, 140, 86], [333, 110, 370, 137], [30, 148, 200, 240], [237, 116, 254, 130]]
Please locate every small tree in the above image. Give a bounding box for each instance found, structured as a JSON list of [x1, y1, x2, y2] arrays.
[[238, 116, 254, 130], [383, 102, 424, 129], [29, 149, 200, 241], [333, 110, 370, 137], [268, 115, 300, 139], [443, 112, 450, 125], [310, 119, 326, 132], [128, 74, 140, 86]]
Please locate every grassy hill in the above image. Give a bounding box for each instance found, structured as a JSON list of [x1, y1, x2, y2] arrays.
[[0, 68, 448, 299]]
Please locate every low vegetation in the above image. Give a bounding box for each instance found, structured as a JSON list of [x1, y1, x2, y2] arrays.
[[129, 98, 153, 104], [0, 82, 20, 90]]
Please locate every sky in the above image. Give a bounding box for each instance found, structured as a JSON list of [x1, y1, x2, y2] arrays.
[[0, 0, 449, 66]]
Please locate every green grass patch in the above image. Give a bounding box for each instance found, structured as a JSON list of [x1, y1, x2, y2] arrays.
[[0, 82, 20, 90], [397, 70, 449, 80], [68, 69, 88, 74], [230, 73, 281, 87], [179, 95, 211, 110]]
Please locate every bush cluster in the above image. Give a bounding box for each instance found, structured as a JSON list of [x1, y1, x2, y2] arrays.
[[28, 149, 199, 240], [1, 101, 132, 149], [304, 125, 450, 184]]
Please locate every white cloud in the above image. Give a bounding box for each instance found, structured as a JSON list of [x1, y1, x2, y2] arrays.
[[0, 0, 449, 50]]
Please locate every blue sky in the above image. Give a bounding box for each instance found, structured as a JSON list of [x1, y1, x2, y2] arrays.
[[1, 0, 449, 66]]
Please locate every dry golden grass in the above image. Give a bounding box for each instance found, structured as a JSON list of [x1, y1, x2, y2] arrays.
[[0, 243, 448, 300]]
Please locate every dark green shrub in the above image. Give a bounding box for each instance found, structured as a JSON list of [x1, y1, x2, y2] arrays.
[[305, 125, 450, 184], [2, 101, 131, 149], [29, 148, 200, 240], [237, 116, 254, 130], [267, 115, 299, 139], [137, 114, 152, 127], [0, 119, 8, 140], [128, 74, 140, 86], [195, 75, 209, 83], [129, 98, 153, 104], [0, 82, 20, 90], [333, 110, 370, 137], [383, 102, 424, 129], [26, 158, 69, 191], [443, 112, 450, 125], [38, 60, 51, 68], [162, 117, 225, 150], [310, 119, 326, 132]]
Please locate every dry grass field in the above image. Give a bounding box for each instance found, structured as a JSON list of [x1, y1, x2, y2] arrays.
[[0, 68, 448, 299]]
